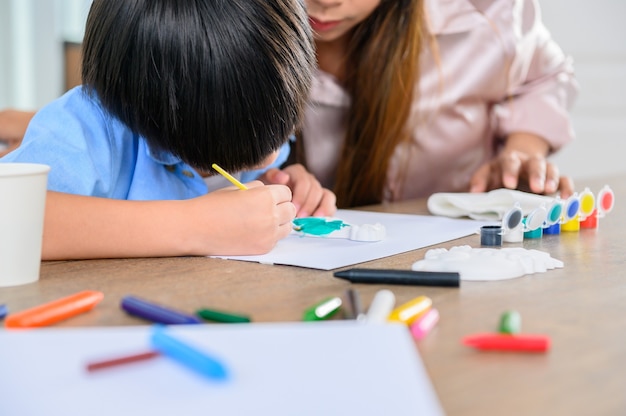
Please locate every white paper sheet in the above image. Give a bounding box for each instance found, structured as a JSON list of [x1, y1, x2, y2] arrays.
[[0, 322, 444, 416], [215, 209, 489, 270]]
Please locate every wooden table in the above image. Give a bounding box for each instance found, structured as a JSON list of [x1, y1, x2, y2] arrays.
[[2, 176, 625, 415]]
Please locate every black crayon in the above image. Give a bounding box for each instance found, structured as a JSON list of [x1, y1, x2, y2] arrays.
[[333, 268, 460, 287]]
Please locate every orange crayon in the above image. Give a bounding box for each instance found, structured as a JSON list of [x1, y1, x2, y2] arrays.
[[4, 290, 104, 328]]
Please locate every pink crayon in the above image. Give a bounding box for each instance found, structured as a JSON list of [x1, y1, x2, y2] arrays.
[[410, 308, 439, 340]]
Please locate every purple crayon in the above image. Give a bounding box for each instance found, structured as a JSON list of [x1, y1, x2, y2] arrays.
[[121, 295, 202, 325]]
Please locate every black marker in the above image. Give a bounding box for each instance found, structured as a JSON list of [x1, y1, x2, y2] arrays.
[[333, 268, 460, 287]]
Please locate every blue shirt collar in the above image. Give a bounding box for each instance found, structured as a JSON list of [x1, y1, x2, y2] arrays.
[[146, 143, 184, 166]]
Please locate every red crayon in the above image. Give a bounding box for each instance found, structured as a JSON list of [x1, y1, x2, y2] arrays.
[[86, 350, 161, 372], [462, 333, 550, 353]]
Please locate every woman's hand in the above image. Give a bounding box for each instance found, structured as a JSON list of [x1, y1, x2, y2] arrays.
[[469, 132, 574, 198], [259, 163, 337, 217]]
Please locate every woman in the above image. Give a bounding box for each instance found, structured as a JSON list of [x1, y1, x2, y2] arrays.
[[298, 0, 578, 207]]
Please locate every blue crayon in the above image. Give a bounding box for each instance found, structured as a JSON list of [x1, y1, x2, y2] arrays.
[[151, 325, 228, 381], [121, 295, 202, 325], [0, 304, 8, 320]]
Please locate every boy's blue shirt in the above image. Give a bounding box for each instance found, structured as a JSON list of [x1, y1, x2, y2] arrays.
[[0, 86, 289, 200]]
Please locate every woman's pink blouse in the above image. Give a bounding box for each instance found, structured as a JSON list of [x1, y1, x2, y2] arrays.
[[301, 0, 578, 201]]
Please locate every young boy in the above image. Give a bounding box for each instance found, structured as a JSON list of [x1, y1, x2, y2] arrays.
[[1, 0, 335, 259]]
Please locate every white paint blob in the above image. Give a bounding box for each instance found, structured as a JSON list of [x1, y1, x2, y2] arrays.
[[411, 245, 564, 281]]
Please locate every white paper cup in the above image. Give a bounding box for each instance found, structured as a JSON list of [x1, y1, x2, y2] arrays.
[[0, 163, 50, 287]]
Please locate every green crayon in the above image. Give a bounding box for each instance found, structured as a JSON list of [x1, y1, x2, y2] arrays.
[[197, 308, 251, 323], [499, 310, 522, 335]]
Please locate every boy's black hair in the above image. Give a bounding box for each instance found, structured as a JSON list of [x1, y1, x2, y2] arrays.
[[82, 0, 314, 172]]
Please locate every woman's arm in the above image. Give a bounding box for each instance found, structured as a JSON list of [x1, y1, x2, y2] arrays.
[[471, 0, 577, 197]]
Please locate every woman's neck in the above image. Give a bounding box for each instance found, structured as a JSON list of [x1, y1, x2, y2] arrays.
[[315, 35, 350, 83]]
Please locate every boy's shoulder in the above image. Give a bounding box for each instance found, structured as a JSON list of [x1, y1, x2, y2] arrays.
[[32, 86, 125, 138], [48, 86, 106, 118]]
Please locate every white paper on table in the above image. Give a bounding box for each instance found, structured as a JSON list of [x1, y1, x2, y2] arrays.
[[214, 209, 490, 270], [0, 322, 444, 416]]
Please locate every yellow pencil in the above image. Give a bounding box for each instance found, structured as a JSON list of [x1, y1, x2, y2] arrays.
[[211, 163, 248, 190]]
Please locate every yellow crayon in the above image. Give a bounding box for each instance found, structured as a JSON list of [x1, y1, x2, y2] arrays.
[[211, 163, 248, 190], [388, 295, 432, 325]]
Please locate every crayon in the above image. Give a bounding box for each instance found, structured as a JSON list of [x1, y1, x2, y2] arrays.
[[4, 290, 104, 328], [121, 295, 202, 325], [211, 163, 248, 190], [410, 308, 440, 340], [86, 350, 161, 372], [196, 308, 251, 323], [151, 326, 228, 380], [302, 297, 342, 321], [388, 295, 432, 325], [462, 333, 550, 353]]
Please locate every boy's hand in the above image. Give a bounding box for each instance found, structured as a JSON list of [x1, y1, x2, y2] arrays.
[[259, 164, 337, 217], [187, 182, 296, 256], [469, 132, 574, 198]]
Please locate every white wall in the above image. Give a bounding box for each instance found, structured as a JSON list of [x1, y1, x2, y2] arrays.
[[541, 0, 626, 181], [0, 0, 62, 109], [0, 0, 90, 109]]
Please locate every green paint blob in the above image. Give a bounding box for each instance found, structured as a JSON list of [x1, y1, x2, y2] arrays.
[[293, 218, 348, 236]]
